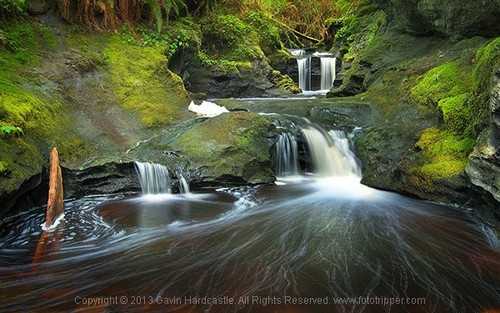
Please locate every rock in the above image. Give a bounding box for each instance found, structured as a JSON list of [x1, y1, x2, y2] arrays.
[[327, 61, 371, 97], [45, 148, 64, 227], [372, 0, 500, 37], [63, 162, 140, 199], [27, 0, 50, 15], [467, 130, 500, 203], [171, 112, 275, 184], [466, 67, 500, 204], [168, 42, 297, 99]]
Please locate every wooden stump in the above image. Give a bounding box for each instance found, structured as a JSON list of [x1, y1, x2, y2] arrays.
[[45, 147, 64, 227]]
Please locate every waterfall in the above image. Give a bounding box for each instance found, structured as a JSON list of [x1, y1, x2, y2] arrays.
[[300, 126, 361, 178], [320, 57, 336, 90], [134, 161, 171, 194], [290, 49, 311, 91], [275, 132, 299, 177], [178, 175, 190, 194]]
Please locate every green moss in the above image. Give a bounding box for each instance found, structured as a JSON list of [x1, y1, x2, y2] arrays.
[[413, 128, 475, 179], [469, 37, 500, 135], [172, 112, 273, 182], [197, 50, 252, 74], [104, 35, 189, 127], [410, 61, 472, 107], [0, 20, 92, 194], [437, 93, 472, 134], [269, 70, 300, 94]]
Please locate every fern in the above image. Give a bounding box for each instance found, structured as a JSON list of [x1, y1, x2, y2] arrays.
[[0, 125, 23, 137]]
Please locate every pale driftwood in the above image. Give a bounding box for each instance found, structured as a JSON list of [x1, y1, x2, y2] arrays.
[[271, 17, 322, 43], [45, 147, 64, 227]]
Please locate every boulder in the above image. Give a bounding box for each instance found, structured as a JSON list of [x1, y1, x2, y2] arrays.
[[466, 67, 500, 205], [171, 112, 275, 184]]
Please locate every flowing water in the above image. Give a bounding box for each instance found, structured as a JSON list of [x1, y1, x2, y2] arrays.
[[135, 161, 171, 194], [0, 105, 499, 313], [275, 132, 300, 177], [290, 49, 312, 92], [319, 56, 336, 91], [178, 174, 190, 194]]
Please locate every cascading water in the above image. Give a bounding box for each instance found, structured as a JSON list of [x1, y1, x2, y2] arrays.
[[275, 132, 299, 177], [134, 161, 171, 194], [178, 175, 190, 194], [290, 49, 311, 91], [320, 57, 336, 90], [300, 125, 361, 178]]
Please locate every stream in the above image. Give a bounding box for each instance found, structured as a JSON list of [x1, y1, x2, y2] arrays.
[[0, 98, 499, 313]]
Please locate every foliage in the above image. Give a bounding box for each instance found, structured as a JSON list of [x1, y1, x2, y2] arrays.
[[0, 0, 26, 16], [0, 124, 23, 137], [0, 160, 7, 175], [202, 14, 252, 52], [244, 11, 282, 53]]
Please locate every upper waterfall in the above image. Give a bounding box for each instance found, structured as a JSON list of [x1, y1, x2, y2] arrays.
[[319, 56, 336, 90], [290, 49, 312, 92], [289, 49, 337, 93]]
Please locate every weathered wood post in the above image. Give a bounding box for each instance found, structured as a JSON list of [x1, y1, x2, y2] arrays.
[[45, 147, 64, 227]]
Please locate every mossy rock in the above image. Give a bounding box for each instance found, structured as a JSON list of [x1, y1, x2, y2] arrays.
[[104, 35, 190, 128], [171, 112, 275, 184]]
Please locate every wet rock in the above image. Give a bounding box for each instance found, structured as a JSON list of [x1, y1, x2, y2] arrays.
[[467, 130, 500, 203], [327, 61, 371, 97], [63, 162, 140, 199], [27, 0, 50, 15], [169, 46, 297, 99], [170, 112, 275, 184], [466, 68, 500, 204], [372, 0, 500, 37]]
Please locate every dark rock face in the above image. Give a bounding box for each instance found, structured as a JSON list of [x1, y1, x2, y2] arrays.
[[327, 60, 372, 97], [372, 0, 500, 37], [63, 163, 141, 199], [467, 67, 500, 204], [27, 0, 50, 15], [169, 48, 296, 99]]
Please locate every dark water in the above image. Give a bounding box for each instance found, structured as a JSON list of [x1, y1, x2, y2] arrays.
[[0, 178, 499, 313]]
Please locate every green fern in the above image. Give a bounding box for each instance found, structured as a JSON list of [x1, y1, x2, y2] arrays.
[[145, 0, 187, 33], [0, 124, 24, 137]]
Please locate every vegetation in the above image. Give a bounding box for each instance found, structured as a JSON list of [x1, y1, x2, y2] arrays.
[[104, 34, 189, 127], [414, 128, 475, 179], [0, 0, 26, 17]]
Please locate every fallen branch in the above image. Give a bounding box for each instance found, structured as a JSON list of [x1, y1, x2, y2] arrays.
[[271, 17, 322, 44]]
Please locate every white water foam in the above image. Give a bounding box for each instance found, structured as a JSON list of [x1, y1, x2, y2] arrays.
[[189, 101, 229, 118], [41, 213, 65, 232]]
